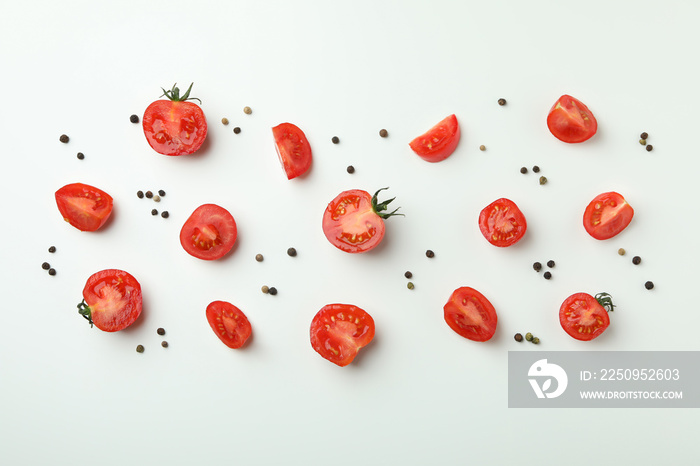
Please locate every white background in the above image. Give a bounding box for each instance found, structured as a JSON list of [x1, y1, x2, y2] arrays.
[[2, 0, 699, 464]]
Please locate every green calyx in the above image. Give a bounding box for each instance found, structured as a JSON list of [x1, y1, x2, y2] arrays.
[[595, 292, 615, 312], [77, 300, 94, 327], [160, 82, 202, 104], [371, 187, 404, 220]]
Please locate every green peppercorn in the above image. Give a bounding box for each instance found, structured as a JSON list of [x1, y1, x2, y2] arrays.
[[532, 337, 540, 344], [639, 139, 647, 145], [136, 345, 144, 353], [407, 282, 415, 290], [525, 332, 533, 341], [539, 176, 547, 185]]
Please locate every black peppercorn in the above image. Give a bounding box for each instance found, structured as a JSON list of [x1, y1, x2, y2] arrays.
[[426, 250, 435, 258], [646, 144, 653, 152], [332, 136, 340, 144], [48, 268, 56, 276], [514, 333, 523, 342], [157, 328, 165, 336], [151, 209, 158, 216], [640, 132, 648, 140], [42, 262, 50, 270], [137, 190, 144, 199], [532, 166, 540, 173], [379, 129, 388, 138], [59, 134, 69, 143], [136, 345, 144, 353], [520, 167, 528, 174], [158, 190, 165, 196], [161, 341, 169, 348], [255, 254, 264, 262], [543, 271, 552, 280], [404, 271, 412, 279], [130, 114, 139, 123], [346, 165, 355, 174], [145, 191, 153, 199], [645, 281, 654, 290], [48, 246, 56, 253], [268, 287, 278, 295], [161, 211, 169, 218], [287, 247, 297, 257], [233, 127, 241, 134], [77, 152, 85, 160], [632, 256, 641, 265], [547, 260, 555, 268], [498, 98, 506, 106], [533, 262, 542, 272]]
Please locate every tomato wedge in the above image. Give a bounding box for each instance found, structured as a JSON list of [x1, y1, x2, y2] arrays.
[[142, 83, 207, 156], [546, 95, 597, 143], [478, 198, 527, 247], [272, 123, 312, 179], [322, 188, 402, 253], [310, 303, 375, 366], [444, 287, 497, 342], [409, 114, 461, 163], [55, 183, 113, 232], [78, 269, 142, 332], [559, 292, 613, 341], [180, 204, 237, 260], [206, 301, 252, 349], [583, 192, 634, 240]]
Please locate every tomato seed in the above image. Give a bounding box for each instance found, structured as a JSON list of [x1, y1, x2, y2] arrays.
[[137, 190, 144, 199], [533, 262, 542, 272], [525, 332, 533, 341], [646, 144, 653, 152], [520, 167, 528, 174], [498, 98, 506, 106], [48, 246, 56, 253], [379, 129, 388, 138], [645, 281, 654, 290], [233, 127, 241, 134], [59, 134, 69, 143], [161, 211, 169, 218], [157, 328, 165, 335], [136, 345, 144, 353], [639, 139, 647, 145], [426, 250, 435, 258], [221, 117, 229, 125], [618, 248, 626, 256], [268, 287, 278, 295], [633, 256, 642, 265], [161, 341, 169, 348], [479, 145, 486, 151], [404, 271, 413, 279], [130, 114, 139, 123], [261, 285, 269, 294], [243, 106, 252, 115], [287, 247, 297, 257], [543, 271, 552, 280], [532, 337, 540, 344], [158, 189, 166, 196], [547, 260, 555, 268], [346, 165, 355, 174], [77, 152, 85, 160], [332, 136, 340, 144], [532, 166, 540, 173], [514, 333, 523, 342], [145, 191, 153, 198], [640, 132, 649, 139], [255, 254, 264, 262], [151, 209, 158, 216], [407, 282, 415, 290], [539, 176, 548, 185], [42, 262, 50, 270]]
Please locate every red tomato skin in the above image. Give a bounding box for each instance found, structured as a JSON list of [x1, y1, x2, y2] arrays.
[[82, 269, 142, 332], [559, 293, 610, 341], [272, 123, 312, 179], [547, 95, 598, 143], [55, 183, 114, 232], [322, 189, 385, 253], [142, 100, 207, 156], [409, 114, 461, 163], [180, 204, 237, 260], [310, 303, 375, 367], [478, 198, 527, 247], [443, 287, 498, 342], [583, 192, 634, 240], [206, 301, 252, 349]]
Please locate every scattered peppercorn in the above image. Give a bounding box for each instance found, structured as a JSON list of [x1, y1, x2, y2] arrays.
[[479, 145, 486, 151], [543, 271, 552, 280], [221, 117, 229, 125], [539, 176, 548, 185], [268, 287, 278, 295], [157, 328, 165, 335], [136, 345, 144, 353], [42, 262, 50, 270], [145, 191, 153, 199], [332, 136, 340, 144], [640, 132, 648, 139], [639, 139, 647, 145], [498, 98, 506, 106], [158, 190, 166, 196], [407, 282, 415, 290], [533, 262, 542, 272], [255, 254, 264, 262], [532, 337, 540, 344], [632, 256, 642, 265], [153, 195, 161, 202], [161, 341, 169, 348], [243, 106, 252, 115], [532, 166, 540, 173], [233, 127, 241, 134], [137, 190, 144, 199], [525, 332, 533, 342], [48, 268, 56, 276], [346, 165, 355, 174], [151, 209, 158, 216], [547, 260, 555, 268], [77, 152, 85, 160], [404, 271, 413, 279], [379, 129, 388, 138], [520, 167, 528, 174], [161, 211, 169, 218], [514, 333, 523, 342], [426, 250, 435, 258], [646, 144, 653, 152], [261, 285, 269, 294], [130, 114, 140, 124], [645, 281, 654, 290], [618, 248, 626, 256], [59, 134, 69, 143], [48, 246, 56, 253], [287, 247, 297, 257]]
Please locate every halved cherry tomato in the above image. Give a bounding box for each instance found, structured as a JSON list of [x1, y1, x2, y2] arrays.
[[408, 114, 461, 163], [559, 292, 614, 341], [310, 303, 375, 366], [322, 188, 402, 253], [583, 192, 634, 240], [206, 301, 252, 349], [78, 269, 142, 332], [180, 204, 237, 260], [55, 182, 113, 232], [272, 123, 312, 179], [142, 83, 207, 156], [444, 287, 497, 342], [478, 198, 527, 247], [546, 95, 597, 143]]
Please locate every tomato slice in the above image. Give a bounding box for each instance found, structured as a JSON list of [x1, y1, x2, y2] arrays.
[[272, 123, 312, 179], [408, 114, 461, 163], [55, 183, 113, 232], [310, 303, 375, 366], [559, 292, 612, 341], [546, 95, 597, 143], [142, 84, 207, 156], [478, 198, 527, 247], [583, 192, 634, 240], [206, 301, 252, 349], [180, 204, 237, 260], [80, 269, 142, 332], [443, 287, 497, 342]]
